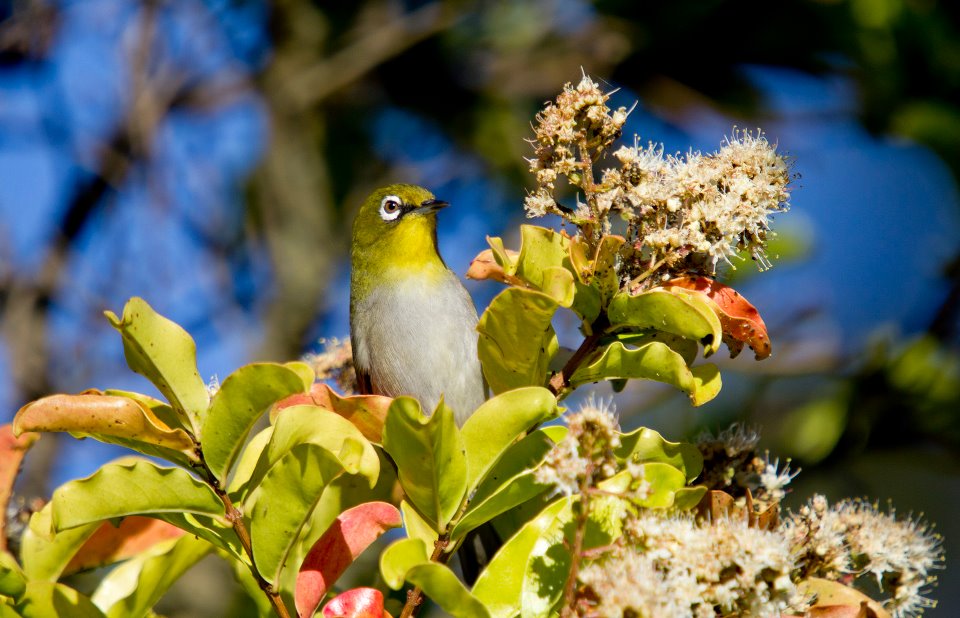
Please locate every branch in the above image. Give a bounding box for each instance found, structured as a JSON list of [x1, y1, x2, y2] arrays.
[[399, 534, 451, 618], [547, 315, 609, 396]]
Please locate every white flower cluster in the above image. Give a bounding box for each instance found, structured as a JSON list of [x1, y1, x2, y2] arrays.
[[581, 514, 802, 617], [534, 399, 621, 496], [784, 495, 944, 617], [526, 75, 791, 283]]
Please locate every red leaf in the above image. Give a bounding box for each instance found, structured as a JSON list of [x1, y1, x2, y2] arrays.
[[64, 516, 185, 575], [295, 502, 402, 618], [664, 276, 771, 360], [1, 424, 39, 553], [274, 383, 392, 443], [322, 588, 389, 618]]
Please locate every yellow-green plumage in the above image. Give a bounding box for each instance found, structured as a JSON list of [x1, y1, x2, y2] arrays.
[[350, 184, 486, 425]]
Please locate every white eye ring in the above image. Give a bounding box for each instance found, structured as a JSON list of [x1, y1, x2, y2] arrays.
[[379, 196, 403, 221]]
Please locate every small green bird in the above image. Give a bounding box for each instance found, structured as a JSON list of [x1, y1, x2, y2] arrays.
[[350, 184, 486, 426]]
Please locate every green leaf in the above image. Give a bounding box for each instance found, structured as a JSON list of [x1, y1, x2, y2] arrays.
[[589, 235, 625, 307], [381, 538, 490, 618], [452, 429, 557, 540], [245, 443, 352, 584], [50, 460, 224, 532], [472, 497, 571, 618], [673, 486, 708, 510], [607, 289, 723, 357], [91, 535, 210, 618], [401, 500, 439, 549], [152, 513, 242, 561], [20, 505, 100, 582], [539, 267, 575, 307], [404, 563, 491, 618], [477, 288, 559, 395], [0, 552, 25, 599], [15, 582, 105, 618], [379, 538, 430, 590], [570, 341, 721, 406], [461, 387, 558, 494], [201, 362, 313, 482], [256, 405, 379, 490], [382, 398, 466, 531], [104, 298, 209, 431], [13, 393, 198, 467], [570, 282, 601, 325], [599, 463, 687, 508], [689, 364, 723, 407], [614, 427, 703, 482], [487, 236, 518, 275], [616, 331, 699, 365], [226, 426, 273, 500], [515, 225, 571, 290]]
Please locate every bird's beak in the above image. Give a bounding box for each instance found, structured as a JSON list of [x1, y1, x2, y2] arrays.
[[415, 198, 449, 213]]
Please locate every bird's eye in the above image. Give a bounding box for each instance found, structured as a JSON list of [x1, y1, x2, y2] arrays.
[[379, 196, 403, 221]]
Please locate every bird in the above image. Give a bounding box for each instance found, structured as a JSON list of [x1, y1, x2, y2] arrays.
[[349, 184, 486, 426]]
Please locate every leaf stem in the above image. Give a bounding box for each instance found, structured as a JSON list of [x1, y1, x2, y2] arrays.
[[399, 534, 450, 618]]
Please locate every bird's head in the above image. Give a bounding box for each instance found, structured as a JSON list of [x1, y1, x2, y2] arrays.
[[351, 184, 449, 273]]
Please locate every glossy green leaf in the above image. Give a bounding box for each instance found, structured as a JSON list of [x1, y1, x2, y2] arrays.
[[590, 235, 625, 306], [379, 538, 430, 590], [50, 460, 224, 532], [13, 392, 198, 467], [257, 405, 379, 490], [20, 504, 99, 582], [487, 236, 518, 275], [689, 364, 723, 406], [91, 535, 210, 618], [15, 582, 105, 618], [614, 427, 703, 482], [245, 443, 352, 584], [226, 426, 273, 500], [461, 387, 558, 494], [515, 225, 571, 290], [477, 288, 559, 395], [382, 397, 466, 531], [599, 463, 687, 508], [473, 497, 570, 618], [607, 289, 723, 357], [616, 331, 699, 365], [104, 297, 209, 431], [202, 362, 313, 482], [152, 513, 241, 561], [404, 563, 491, 618], [673, 486, 709, 510], [539, 267, 575, 307], [453, 429, 558, 540], [0, 552, 25, 599], [401, 500, 439, 550], [570, 341, 721, 406]]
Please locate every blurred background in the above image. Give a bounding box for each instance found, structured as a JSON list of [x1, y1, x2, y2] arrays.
[[1, 0, 958, 615]]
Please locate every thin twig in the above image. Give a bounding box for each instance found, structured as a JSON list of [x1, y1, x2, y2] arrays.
[[399, 534, 450, 618], [548, 315, 609, 397], [560, 464, 593, 616]]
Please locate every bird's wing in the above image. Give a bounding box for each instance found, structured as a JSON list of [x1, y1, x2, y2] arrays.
[[355, 366, 374, 395]]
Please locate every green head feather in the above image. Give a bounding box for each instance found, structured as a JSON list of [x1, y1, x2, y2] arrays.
[[351, 184, 451, 301]]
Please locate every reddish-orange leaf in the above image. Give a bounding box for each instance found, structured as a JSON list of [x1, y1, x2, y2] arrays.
[[63, 516, 185, 575], [1, 424, 39, 553], [273, 384, 392, 443], [664, 276, 771, 360], [466, 249, 523, 286], [322, 587, 390, 618], [296, 502, 402, 618]]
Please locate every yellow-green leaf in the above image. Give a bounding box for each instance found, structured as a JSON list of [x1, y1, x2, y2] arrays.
[[477, 288, 559, 395], [608, 289, 723, 357], [104, 298, 209, 431]]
